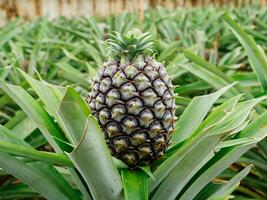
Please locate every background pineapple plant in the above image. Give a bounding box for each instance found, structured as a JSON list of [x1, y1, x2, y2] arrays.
[[0, 3, 267, 200]]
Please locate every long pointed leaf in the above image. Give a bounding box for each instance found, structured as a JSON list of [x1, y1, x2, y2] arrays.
[[58, 87, 123, 200], [68, 117, 123, 200], [0, 80, 71, 152], [172, 83, 235, 144], [222, 13, 267, 92]]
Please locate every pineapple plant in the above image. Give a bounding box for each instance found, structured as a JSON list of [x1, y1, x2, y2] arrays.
[[0, 68, 266, 200], [0, 7, 267, 200], [87, 31, 176, 166]]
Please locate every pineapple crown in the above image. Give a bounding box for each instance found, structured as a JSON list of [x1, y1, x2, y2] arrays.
[[106, 29, 154, 62]]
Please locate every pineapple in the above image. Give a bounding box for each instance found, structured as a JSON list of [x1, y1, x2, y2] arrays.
[[87, 31, 176, 166]]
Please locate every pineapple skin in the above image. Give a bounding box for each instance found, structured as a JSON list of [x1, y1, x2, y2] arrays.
[[88, 57, 176, 166]]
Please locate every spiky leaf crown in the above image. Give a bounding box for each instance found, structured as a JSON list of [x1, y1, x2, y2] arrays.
[[106, 30, 154, 61]]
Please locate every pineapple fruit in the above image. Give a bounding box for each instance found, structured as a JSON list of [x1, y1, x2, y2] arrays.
[[87, 31, 176, 166]]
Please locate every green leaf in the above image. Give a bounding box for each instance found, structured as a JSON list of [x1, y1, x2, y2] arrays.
[[206, 97, 266, 136], [0, 140, 73, 167], [58, 88, 123, 200], [183, 50, 252, 98], [183, 50, 265, 113], [121, 169, 149, 200], [28, 21, 47, 76], [11, 116, 37, 140], [179, 111, 267, 200], [179, 145, 254, 200], [175, 81, 211, 95], [52, 23, 88, 40], [82, 41, 103, 66], [86, 17, 103, 38], [139, 166, 154, 180], [158, 41, 179, 62], [20, 71, 87, 145], [0, 125, 27, 145], [62, 48, 82, 62], [68, 117, 123, 200], [150, 96, 264, 199], [19, 69, 65, 117], [149, 95, 238, 195], [222, 13, 267, 92], [0, 20, 22, 46], [0, 154, 81, 200], [216, 137, 261, 150], [0, 184, 41, 200], [0, 80, 71, 152], [180, 62, 238, 98], [199, 95, 242, 131], [0, 125, 79, 199], [57, 87, 90, 146], [56, 62, 91, 88], [151, 134, 218, 200], [167, 95, 241, 163], [172, 83, 235, 144], [209, 165, 252, 199]]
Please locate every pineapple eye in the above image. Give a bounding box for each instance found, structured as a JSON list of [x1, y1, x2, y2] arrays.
[[153, 100, 166, 118], [163, 90, 174, 109], [98, 67, 105, 77], [107, 88, 120, 99], [121, 151, 139, 166], [150, 59, 162, 71], [103, 64, 118, 77], [106, 122, 122, 138], [95, 93, 106, 110], [99, 77, 112, 93], [161, 74, 172, 86], [153, 78, 167, 96], [113, 71, 127, 87], [141, 88, 158, 106], [95, 93, 105, 103], [149, 120, 164, 137], [162, 110, 173, 130], [131, 130, 149, 146], [122, 116, 138, 131], [144, 66, 159, 80], [165, 126, 174, 140], [111, 104, 126, 122], [89, 89, 98, 99], [113, 136, 130, 152], [133, 56, 146, 70], [162, 110, 172, 121], [126, 97, 143, 115], [120, 82, 137, 100], [124, 65, 139, 79], [155, 149, 165, 159], [137, 143, 153, 158], [107, 144, 116, 155], [158, 67, 167, 77], [106, 88, 121, 106], [89, 100, 96, 111], [139, 108, 154, 128], [153, 134, 166, 151], [99, 108, 111, 125], [134, 73, 151, 91], [92, 82, 100, 91]]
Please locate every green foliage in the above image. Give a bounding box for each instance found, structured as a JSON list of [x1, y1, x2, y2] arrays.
[[0, 4, 267, 200], [107, 31, 154, 61]]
